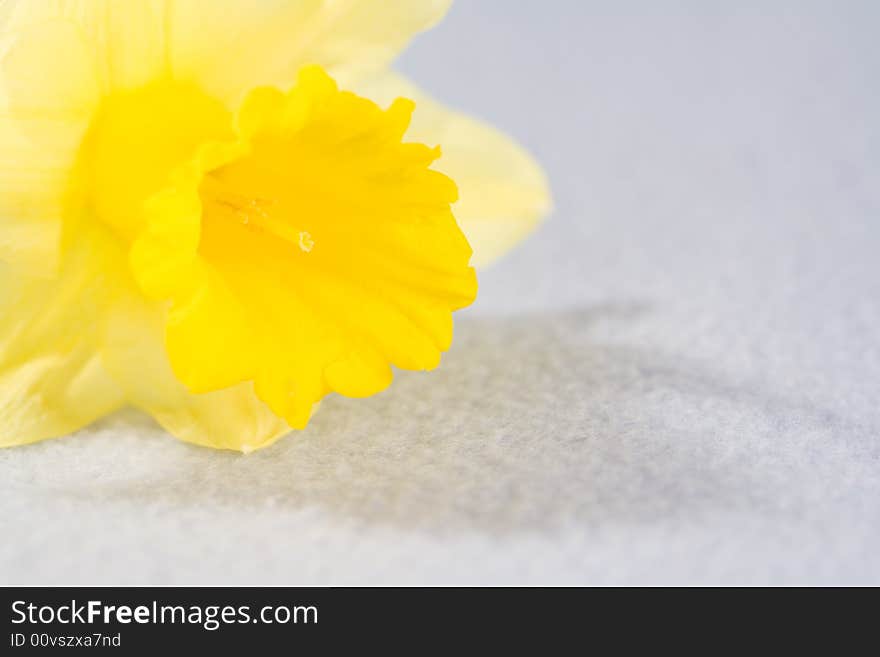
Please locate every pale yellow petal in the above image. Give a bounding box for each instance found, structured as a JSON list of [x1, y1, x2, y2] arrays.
[[62, 0, 169, 91], [168, 0, 452, 105], [0, 16, 99, 274], [0, 232, 123, 447], [102, 294, 290, 452], [2, 0, 169, 92], [358, 73, 552, 268]]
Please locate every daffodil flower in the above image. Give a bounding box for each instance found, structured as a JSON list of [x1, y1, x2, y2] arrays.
[[0, 1, 550, 451]]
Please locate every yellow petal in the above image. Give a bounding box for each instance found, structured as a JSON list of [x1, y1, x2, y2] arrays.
[[0, 16, 99, 275], [87, 82, 232, 243], [0, 230, 123, 447], [358, 73, 552, 268], [168, 0, 452, 104], [102, 294, 290, 452]]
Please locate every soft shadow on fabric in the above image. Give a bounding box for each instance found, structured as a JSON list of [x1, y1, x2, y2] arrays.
[[15, 304, 855, 536]]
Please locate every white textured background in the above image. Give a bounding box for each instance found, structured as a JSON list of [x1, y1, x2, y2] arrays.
[[2, 1, 879, 585]]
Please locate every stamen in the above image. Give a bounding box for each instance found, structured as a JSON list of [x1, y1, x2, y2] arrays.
[[214, 197, 274, 226], [298, 231, 315, 253], [202, 174, 312, 253]]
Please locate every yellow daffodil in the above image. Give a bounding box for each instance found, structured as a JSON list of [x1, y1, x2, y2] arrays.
[[0, 1, 551, 451]]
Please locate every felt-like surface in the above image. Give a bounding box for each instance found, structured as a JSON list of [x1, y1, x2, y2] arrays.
[[2, 1, 879, 585]]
